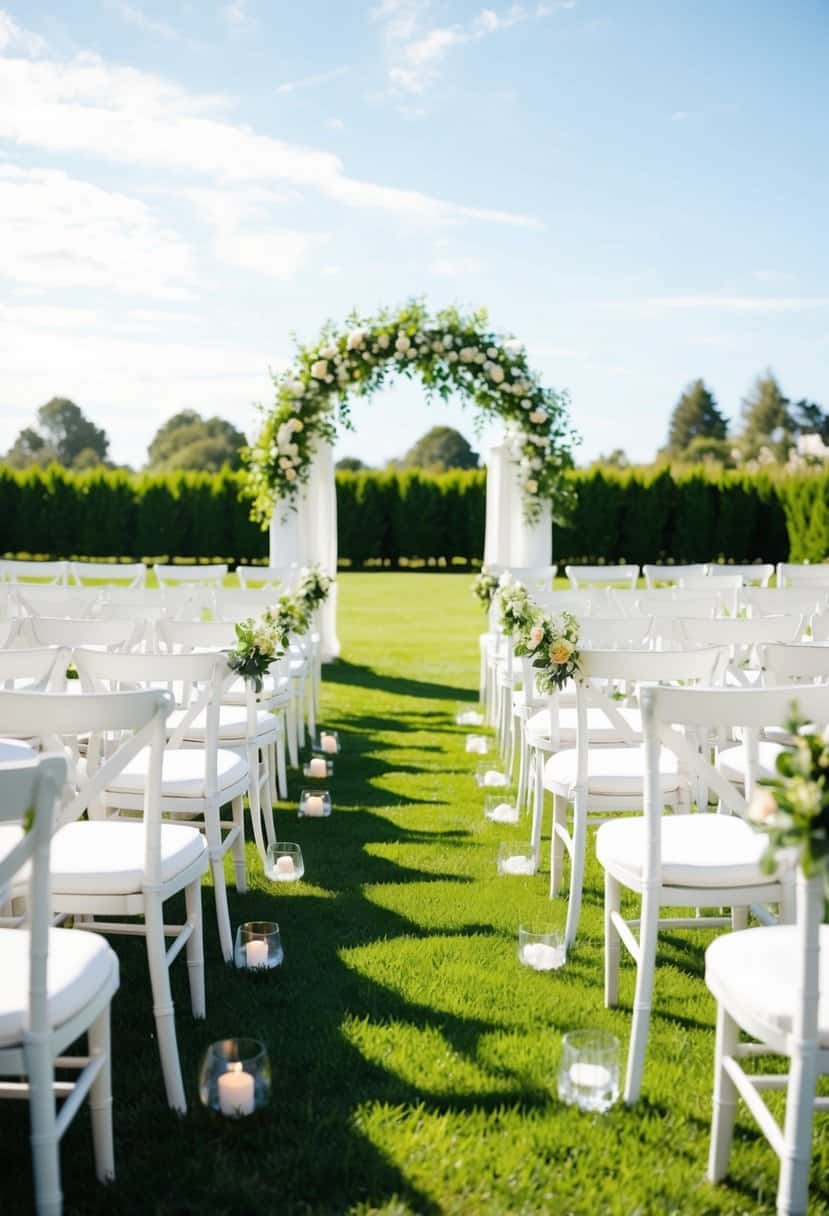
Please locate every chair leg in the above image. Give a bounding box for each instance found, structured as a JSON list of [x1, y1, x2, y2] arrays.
[[26, 1042, 62, 1216], [624, 888, 659, 1105], [275, 729, 288, 800], [286, 697, 299, 768], [604, 870, 621, 1008], [88, 1005, 115, 1183], [550, 794, 567, 896], [306, 674, 316, 740], [184, 878, 206, 1019], [777, 1044, 820, 1215], [530, 749, 544, 866], [204, 814, 233, 964], [231, 791, 250, 891], [707, 1003, 740, 1184], [516, 727, 527, 809], [563, 790, 587, 949], [731, 905, 749, 931], [144, 898, 186, 1111]]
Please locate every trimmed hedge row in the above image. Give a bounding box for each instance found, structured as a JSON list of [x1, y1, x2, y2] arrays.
[[0, 464, 826, 566]]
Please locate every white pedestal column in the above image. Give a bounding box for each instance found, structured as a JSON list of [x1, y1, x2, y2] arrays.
[[483, 442, 552, 569]]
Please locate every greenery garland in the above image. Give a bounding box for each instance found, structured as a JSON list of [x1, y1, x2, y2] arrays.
[[244, 300, 575, 528], [494, 574, 581, 692]]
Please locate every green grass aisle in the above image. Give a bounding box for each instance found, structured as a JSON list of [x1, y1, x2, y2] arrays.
[[1, 572, 827, 1214]]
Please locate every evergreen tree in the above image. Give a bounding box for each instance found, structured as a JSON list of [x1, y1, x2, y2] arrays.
[[666, 379, 728, 453], [37, 397, 109, 465], [740, 371, 791, 441], [399, 426, 479, 471]]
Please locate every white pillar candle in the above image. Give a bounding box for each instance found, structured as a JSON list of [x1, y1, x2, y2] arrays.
[[466, 735, 488, 754], [521, 942, 565, 971], [245, 939, 268, 969], [569, 1062, 612, 1088], [483, 770, 507, 787], [500, 855, 535, 875], [320, 733, 337, 754], [275, 855, 295, 877], [488, 802, 518, 823], [308, 757, 327, 777], [304, 795, 324, 817], [218, 1063, 255, 1117]]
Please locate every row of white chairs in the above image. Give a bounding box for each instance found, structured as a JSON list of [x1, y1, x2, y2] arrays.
[[0, 559, 304, 588], [481, 578, 828, 1213], [486, 559, 829, 590]]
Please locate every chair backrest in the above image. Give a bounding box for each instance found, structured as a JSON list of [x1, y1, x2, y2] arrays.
[[70, 561, 146, 588], [153, 563, 228, 586], [234, 564, 297, 589], [642, 563, 707, 588], [707, 563, 774, 587], [677, 615, 804, 649], [0, 559, 69, 586], [680, 573, 743, 591], [531, 590, 594, 617], [15, 585, 102, 619], [637, 594, 719, 620], [500, 565, 558, 591], [0, 687, 172, 869], [640, 682, 829, 876], [212, 589, 281, 619], [157, 618, 237, 651], [565, 564, 639, 589], [0, 752, 67, 1037], [579, 617, 653, 649], [0, 647, 69, 692], [759, 641, 829, 685], [741, 587, 829, 619], [776, 562, 829, 588], [26, 616, 141, 652]]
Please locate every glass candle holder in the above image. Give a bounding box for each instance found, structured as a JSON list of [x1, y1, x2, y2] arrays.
[[465, 734, 489, 755], [234, 921, 283, 970], [484, 794, 519, 824], [265, 841, 304, 883], [496, 841, 536, 876], [303, 755, 333, 779], [557, 1030, 620, 1113], [518, 925, 566, 971], [299, 788, 332, 818], [476, 762, 508, 789], [316, 729, 340, 755], [455, 703, 485, 727], [199, 1038, 271, 1118]]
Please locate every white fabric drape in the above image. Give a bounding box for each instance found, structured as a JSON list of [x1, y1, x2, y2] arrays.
[[483, 442, 552, 569], [269, 440, 340, 660]]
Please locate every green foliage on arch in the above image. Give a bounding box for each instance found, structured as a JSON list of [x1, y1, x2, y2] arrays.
[[243, 300, 576, 527]]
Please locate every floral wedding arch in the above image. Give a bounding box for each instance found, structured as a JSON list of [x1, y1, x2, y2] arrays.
[[243, 301, 575, 660], [244, 300, 575, 527]]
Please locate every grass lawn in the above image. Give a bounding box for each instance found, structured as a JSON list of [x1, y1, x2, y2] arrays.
[[2, 571, 828, 1215]]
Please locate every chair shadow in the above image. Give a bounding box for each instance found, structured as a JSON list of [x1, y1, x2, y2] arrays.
[[324, 659, 475, 703]]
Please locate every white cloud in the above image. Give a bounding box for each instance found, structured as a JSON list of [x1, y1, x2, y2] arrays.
[[221, 0, 254, 28], [0, 164, 196, 297], [0, 38, 542, 229], [0, 10, 44, 56], [375, 2, 565, 94], [276, 66, 350, 95], [604, 295, 829, 315], [431, 255, 484, 276], [106, 1, 183, 41]]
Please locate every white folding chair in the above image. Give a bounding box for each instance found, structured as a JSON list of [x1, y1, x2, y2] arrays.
[[599, 683, 811, 1103], [777, 561, 829, 590], [742, 588, 829, 621], [70, 562, 146, 588], [642, 563, 708, 588], [153, 563, 228, 587], [565, 564, 639, 590], [706, 854, 828, 1215], [539, 646, 722, 949], [0, 560, 69, 586], [0, 750, 119, 1215], [1, 686, 206, 1113], [24, 617, 143, 653], [72, 648, 248, 963], [15, 587, 102, 620], [708, 563, 774, 587], [234, 564, 297, 590], [675, 616, 804, 685]]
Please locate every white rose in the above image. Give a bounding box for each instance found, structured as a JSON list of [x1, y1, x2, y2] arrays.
[[311, 359, 328, 379], [407, 348, 416, 359], [320, 344, 337, 359], [443, 334, 454, 346], [290, 418, 303, 433], [526, 479, 538, 493], [284, 379, 304, 397], [285, 467, 297, 481], [347, 328, 367, 350], [487, 347, 497, 358], [326, 374, 334, 383], [460, 347, 477, 363], [448, 351, 458, 362], [432, 341, 444, 354], [529, 409, 547, 424], [395, 334, 411, 353], [529, 624, 544, 649], [504, 338, 523, 356], [362, 351, 372, 361], [488, 364, 505, 384], [377, 333, 390, 349], [748, 788, 778, 825], [278, 456, 291, 469], [415, 332, 427, 345]]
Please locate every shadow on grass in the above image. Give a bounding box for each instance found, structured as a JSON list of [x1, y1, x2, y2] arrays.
[[325, 659, 474, 704]]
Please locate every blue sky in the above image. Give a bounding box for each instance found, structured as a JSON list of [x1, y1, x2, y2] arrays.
[[0, 0, 826, 469]]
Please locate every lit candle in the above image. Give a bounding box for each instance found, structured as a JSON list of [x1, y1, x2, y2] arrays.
[[308, 757, 327, 778], [521, 942, 565, 971], [569, 1062, 612, 1088], [304, 795, 324, 817], [466, 735, 488, 754], [245, 939, 268, 969], [275, 855, 295, 878], [217, 1062, 255, 1117], [487, 802, 518, 823], [500, 855, 535, 875], [320, 733, 337, 754]]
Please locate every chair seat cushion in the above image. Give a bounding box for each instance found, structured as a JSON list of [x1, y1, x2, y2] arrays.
[[706, 925, 829, 1046], [101, 747, 248, 798], [527, 705, 641, 747], [718, 741, 783, 784], [45, 820, 207, 895], [0, 927, 118, 1047], [168, 705, 277, 741], [596, 812, 769, 887], [544, 745, 679, 796]]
